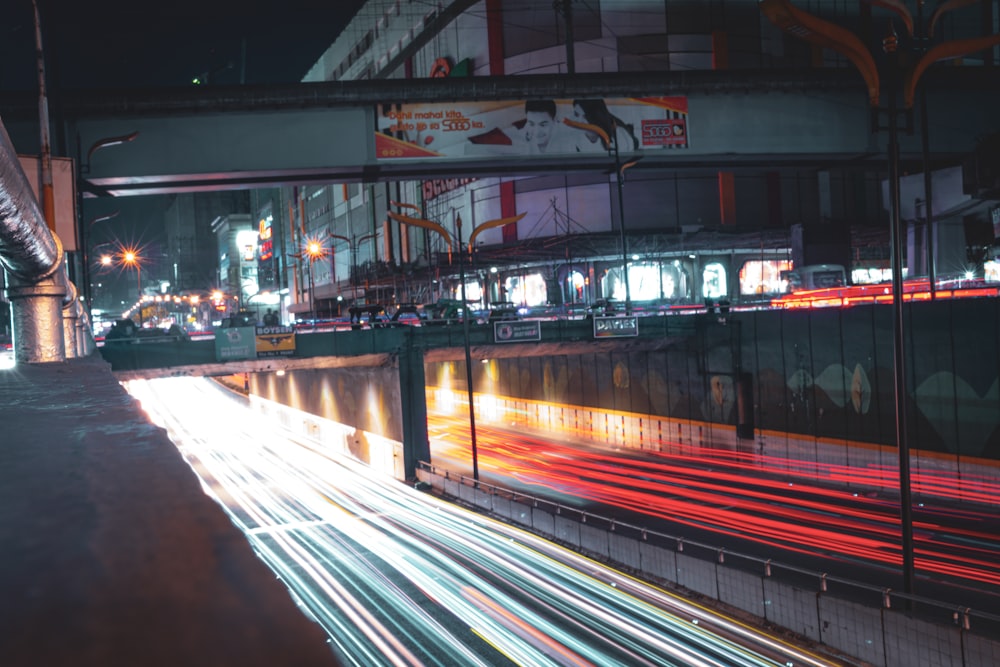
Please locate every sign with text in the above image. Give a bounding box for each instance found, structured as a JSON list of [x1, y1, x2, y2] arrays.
[[593, 316, 639, 338], [375, 97, 688, 161], [255, 326, 296, 357], [494, 320, 541, 343], [214, 326, 256, 361]]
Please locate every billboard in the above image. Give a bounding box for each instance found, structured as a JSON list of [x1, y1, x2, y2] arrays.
[[375, 97, 688, 161]]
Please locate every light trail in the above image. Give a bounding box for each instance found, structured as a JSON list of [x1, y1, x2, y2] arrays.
[[428, 414, 1000, 594], [126, 377, 842, 667]]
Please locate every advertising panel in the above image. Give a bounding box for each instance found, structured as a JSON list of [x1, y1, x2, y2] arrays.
[[214, 326, 256, 361], [593, 316, 639, 338], [494, 320, 541, 343], [255, 326, 296, 357], [375, 97, 688, 161]]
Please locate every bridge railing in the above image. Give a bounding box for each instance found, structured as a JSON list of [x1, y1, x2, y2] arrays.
[[416, 461, 1000, 667]]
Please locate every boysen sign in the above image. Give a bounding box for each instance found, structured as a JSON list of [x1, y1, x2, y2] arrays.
[[593, 316, 638, 338], [215, 325, 296, 361], [255, 326, 296, 357], [494, 320, 541, 343]]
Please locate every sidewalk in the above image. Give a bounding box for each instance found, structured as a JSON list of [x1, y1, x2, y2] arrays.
[[0, 354, 339, 666]]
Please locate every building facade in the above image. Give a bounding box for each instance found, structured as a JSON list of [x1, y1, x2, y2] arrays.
[[264, 0, 999, 319]]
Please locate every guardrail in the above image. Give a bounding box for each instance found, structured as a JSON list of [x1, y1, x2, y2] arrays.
[[415, 461, 1000, 667]]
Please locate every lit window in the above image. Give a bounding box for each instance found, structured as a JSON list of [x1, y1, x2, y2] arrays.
[[703, 262, 727, 299]]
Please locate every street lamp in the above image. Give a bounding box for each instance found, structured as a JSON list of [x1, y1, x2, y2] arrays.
[[328, 233, 377, 306], [760, 0, 1000, 599], [387, 206, 526, 484], [305, 239, 324, 320], [120, 249, 143, 326], [567, 118, 640, 314]]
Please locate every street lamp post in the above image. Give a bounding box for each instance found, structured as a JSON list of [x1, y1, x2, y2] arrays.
[[329, 233, 377, 306], [611, 126, 640, 315], [305, 240, 323, 321], [120, 251, 143, 326], [386, 206, 526, 485], [455, 213, 480, 484]]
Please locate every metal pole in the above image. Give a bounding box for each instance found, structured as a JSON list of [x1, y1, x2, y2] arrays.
[[886, 49, 916, 598], [137, 263, 143, 326], [614, 132, 632, 315], [308, 257, 315, 320], [457, 214, 480, 483]]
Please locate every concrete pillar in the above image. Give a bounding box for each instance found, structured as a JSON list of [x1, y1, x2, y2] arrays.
[[397, 331, 429, 479]]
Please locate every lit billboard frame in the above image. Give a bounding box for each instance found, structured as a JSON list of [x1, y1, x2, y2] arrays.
[[375, 97, 688, 161]]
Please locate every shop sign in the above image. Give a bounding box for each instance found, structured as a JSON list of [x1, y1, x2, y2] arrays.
[[593, 316, 638, 338], [494, 321, 540, 343], [255, 326, 296, 357]]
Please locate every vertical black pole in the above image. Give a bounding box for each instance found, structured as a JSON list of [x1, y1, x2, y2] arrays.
[[457, 215, 479, 483], [919, 91, 936, 300], [887, 61, 916, 598], [614, 134, 632, 315]]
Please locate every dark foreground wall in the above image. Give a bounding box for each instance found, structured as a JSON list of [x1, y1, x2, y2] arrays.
[[0, 355, 338, 666]]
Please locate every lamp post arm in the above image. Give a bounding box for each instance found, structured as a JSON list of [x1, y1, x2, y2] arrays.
[[387, 211, 453, 262], [467, 213, 527, 250]]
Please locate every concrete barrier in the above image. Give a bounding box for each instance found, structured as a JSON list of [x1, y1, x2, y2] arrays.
[[817, 596, 886, 666], [763, 578, 821, 641], [883, 611, 964, 667], [676, 552, 718, 599], [554, 514, 581, 548], [491, 493, 511, 519], [639, 541, 677, 585], [963, 632, 1000, 667], [608, 532, 641, 571], [509, 500, 532, 526], [717, 567, 766, 619], [532, 507, 555, 536], [579, 523, 610, 560]]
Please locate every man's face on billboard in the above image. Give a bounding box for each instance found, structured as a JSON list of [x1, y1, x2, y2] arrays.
[[524, 111, 553, 150]]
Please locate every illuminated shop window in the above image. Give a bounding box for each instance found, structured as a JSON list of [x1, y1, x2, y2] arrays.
[[739, 260, 792, 295], [504, 273, 548, 306], [566, 270, 586, 301], [984, 260, 999, 282], [852, 267, 893, 284], [702, 262, 727, 299], [452, 280, 482, 303]]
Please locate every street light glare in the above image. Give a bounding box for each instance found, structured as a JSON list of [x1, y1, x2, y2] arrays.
[[307, 241, 323, 257]]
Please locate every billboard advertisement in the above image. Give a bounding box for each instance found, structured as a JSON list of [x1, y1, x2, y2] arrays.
[[375, 97, 688, 161]]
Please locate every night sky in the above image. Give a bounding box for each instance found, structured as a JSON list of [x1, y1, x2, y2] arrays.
[[1, 1, 366, 311], [2, 0, 367, 91]]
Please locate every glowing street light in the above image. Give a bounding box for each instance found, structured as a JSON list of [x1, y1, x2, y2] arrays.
[[120, 249, 144, 326], [293, 237, 328, 320]]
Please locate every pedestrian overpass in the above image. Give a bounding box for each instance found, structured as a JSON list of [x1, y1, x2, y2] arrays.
[[4, 68, 994, 198]]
